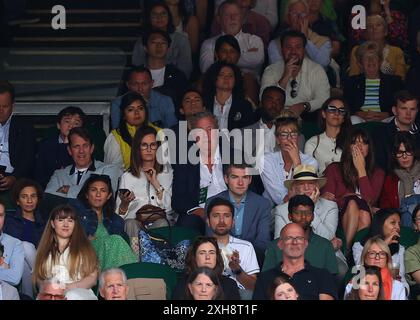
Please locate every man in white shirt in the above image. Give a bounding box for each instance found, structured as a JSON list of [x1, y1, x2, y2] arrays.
[[260, 29, 330, 117], [200, 0, 264, 78], [206, 197, 259, 299], [172, 111, 228, 234]]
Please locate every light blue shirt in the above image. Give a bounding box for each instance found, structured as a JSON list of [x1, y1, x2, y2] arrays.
[[110, 90, 178, 129], [0, 115, 14, 174], [261, 151, 318, 206], [0, 232, 24, 286], [228, 191, 247, 237]]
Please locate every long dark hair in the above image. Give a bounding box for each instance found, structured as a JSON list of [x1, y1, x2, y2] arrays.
[[319, 97, 351, 153], [185, 267, 224, 300], [144, 1, 175, 34], [118, 92, 149, 146], [202, 61, 244, 99], [340, 128, 376, 191], [77, 174, 116, 220], [184, 237, 224, 276], [130, 125, 163, 177], [362, 208, 401, 255]]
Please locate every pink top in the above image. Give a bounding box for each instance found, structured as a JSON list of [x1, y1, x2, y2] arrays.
[[322, 163, 385, 209]]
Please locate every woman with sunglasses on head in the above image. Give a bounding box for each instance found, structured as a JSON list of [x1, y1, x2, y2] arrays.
[[116, 126, 173, 239], [261, 116, 318, 206], [69, 175, 137, 271], [380, 132, 420, 227], [345, 235, 407, 300], [33, 205, 98, 298], [304, 97, 351, 175], [322, 128, 385, 253]]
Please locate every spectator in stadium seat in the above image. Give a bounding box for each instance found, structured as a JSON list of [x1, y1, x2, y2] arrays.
[[105, 92, 159, 171], [33, 205, 98, 296], [206, 197, 260, 298], [98, 268, 129, 300], [372, 90, 419, 172], [253, 223, 337, 300], [348, 14, 407, 80], [200, 0, 264, 79], [260, 29, 330, 117], [0, 199, 24, 287], [0, 81, 36, 202], [172, 236, 240, 300], [143, 28, 188, 109], [185, 267, 224, 300], [110, 66, 178, 130], [35, 106, 85, 188], [4, 179, 45, 297], [322, 128, 385, 253], [45, 127, 122, 200], [132, 1, 192, 78], [202, 61, 256, 131], [344, 41, 403, 124]]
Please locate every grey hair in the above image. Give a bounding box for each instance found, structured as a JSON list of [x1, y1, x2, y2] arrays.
[[283, 0, 309, 22], [98, 268, 127, 289], [188, 111, 219, 130], [367, 14, 388, 35]]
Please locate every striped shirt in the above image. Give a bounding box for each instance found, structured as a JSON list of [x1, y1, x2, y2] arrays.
[[361, 79, 381, 112]]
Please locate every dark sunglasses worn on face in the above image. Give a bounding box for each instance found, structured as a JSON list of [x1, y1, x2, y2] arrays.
[[325, 105, 348, 115]]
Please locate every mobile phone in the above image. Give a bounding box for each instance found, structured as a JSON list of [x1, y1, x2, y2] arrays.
[[119, 188, 130, 195], [0, 165, 6, 176]]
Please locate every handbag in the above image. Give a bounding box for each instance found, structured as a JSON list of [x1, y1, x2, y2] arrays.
[[135, 204, 166, 227]]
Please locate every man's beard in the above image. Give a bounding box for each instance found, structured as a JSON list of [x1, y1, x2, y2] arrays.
[[260, 108, 277, 123], [213, 225, 230, 236]]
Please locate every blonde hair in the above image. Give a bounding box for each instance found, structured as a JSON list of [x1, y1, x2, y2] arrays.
[[360, 236, 393, 271], [356, 41, 383, 65], [33, 205, 98, 286], [367, 14, 388, 36]]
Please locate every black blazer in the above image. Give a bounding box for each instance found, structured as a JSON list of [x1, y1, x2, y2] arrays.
[[343, 72, 403, 115], [8, 116, 36, 179], [204, 95, 256, 131]]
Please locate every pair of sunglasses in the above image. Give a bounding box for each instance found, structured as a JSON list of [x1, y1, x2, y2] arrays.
[[325, 105, 348, 115]]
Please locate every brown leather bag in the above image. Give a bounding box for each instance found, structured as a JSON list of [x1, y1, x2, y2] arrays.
[[135, 204, 166, 224]]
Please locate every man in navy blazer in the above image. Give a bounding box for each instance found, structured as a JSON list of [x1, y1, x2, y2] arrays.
[[205, 163, 271, 266], [0, 81, 36, 196]]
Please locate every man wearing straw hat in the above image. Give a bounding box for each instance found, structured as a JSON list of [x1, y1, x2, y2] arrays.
[[273, 164, 339, 246]]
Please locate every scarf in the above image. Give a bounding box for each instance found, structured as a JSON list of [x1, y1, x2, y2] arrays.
[[394, 160, 420, 201], [380, 267, 394, 300], [113, 123, 162, 170]]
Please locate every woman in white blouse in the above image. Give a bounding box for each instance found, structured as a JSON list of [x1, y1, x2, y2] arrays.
[[305, 97, 351, 175], [33, 205, 98, 298], [116, 126, 173, 238]]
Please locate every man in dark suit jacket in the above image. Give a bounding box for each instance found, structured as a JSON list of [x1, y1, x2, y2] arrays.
[[0, 81, 36, 196], [205, 163, 271, 266], [372, 90, 420, 172], [171, 111, 252, 234]]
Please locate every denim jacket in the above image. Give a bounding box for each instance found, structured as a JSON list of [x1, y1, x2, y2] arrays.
[[68, 199, 125, 237]]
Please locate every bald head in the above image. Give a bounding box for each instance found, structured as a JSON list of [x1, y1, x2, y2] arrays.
[[278, 223, 308, 260]]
